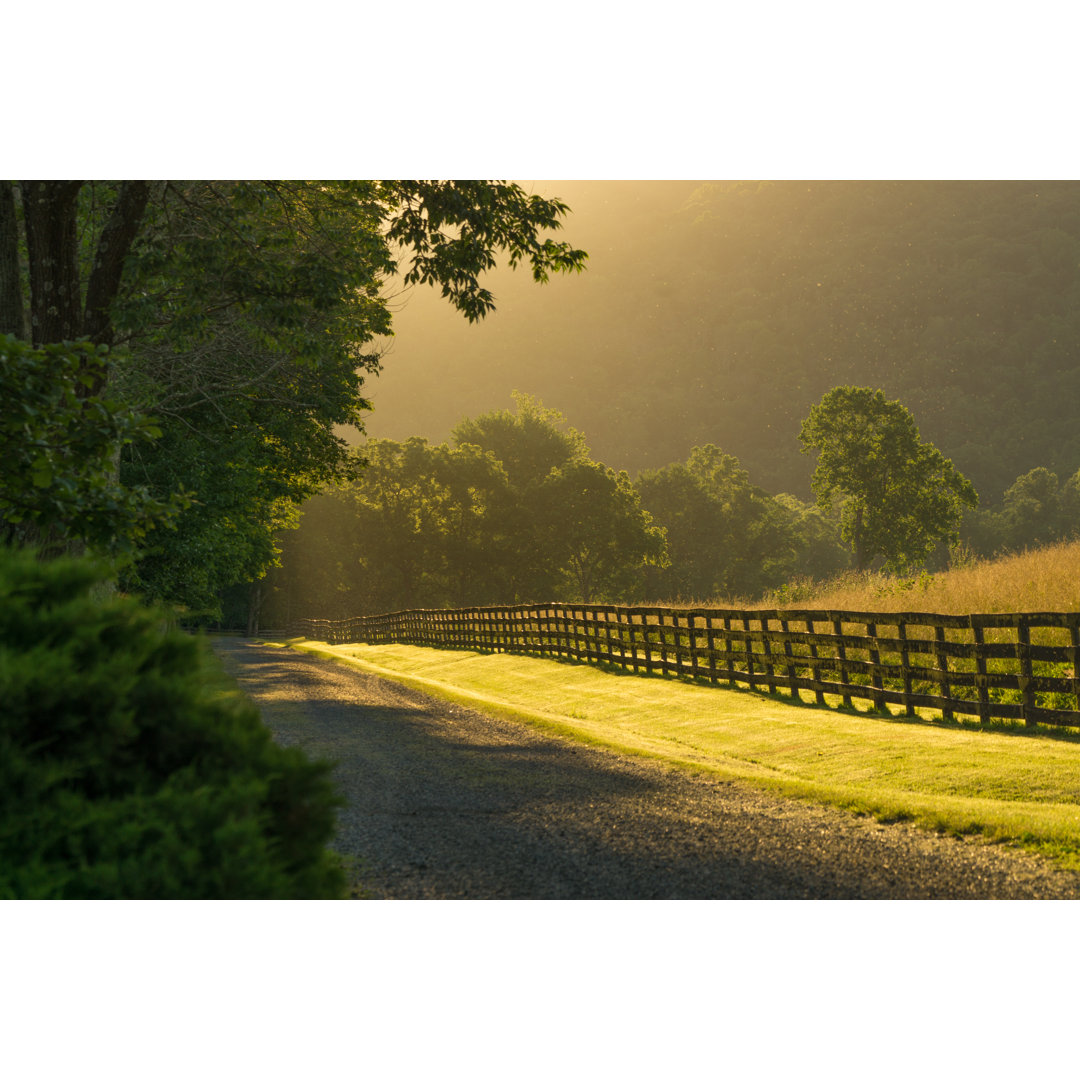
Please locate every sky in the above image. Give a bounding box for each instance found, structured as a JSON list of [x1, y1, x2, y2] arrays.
[[359, 180, 700, 451]]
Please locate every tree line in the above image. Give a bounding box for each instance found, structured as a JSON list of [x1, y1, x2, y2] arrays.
[[254, 392, 853, 623], [264, 387, 1080, 626]]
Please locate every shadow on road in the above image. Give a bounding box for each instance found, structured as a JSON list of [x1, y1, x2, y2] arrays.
[[209, 637, 1080, 901]]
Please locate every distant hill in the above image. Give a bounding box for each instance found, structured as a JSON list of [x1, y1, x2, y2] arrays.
[[364, 180, 1080, 502]]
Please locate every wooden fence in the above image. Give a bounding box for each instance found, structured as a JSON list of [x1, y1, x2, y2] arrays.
[[290, 604, 1080, 729]]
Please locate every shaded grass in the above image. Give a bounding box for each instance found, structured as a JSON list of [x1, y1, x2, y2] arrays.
[[271, 637, 1080, 871]]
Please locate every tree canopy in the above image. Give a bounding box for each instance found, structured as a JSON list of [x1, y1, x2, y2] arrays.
[[0, 336, 179, 554], [636, 444, 849, 599], [271, 398, 668, 616], [799, 387, 977, 572], [0, 180, 586, 613]]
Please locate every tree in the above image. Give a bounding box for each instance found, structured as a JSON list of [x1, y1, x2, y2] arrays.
[[451, 393, 591, 599], [1063, 469, 1080, 534], [799, 386, 977, 572], [636, 445, 846, 601], [768, 493, 851, 583], [637, 446, 771, 598], [451, 392, 589, 489], [268, 489, 365, 624], [269, 400, 666, 618], [428, 442, 517, 607], [537, 461, 668, 603], [0, 181, 586, 611], [4, 181, 587, 353], [1000, 467, 1066, 550], [335, 438, 451, 613]]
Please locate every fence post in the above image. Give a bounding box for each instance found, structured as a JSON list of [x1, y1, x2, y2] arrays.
[[806, 617, 826, 705], [972, 618, 991, 725], [897, 618, 915, 716], [780, 617, 797, 702], [1018, 620, 1035, 727], [760, 614, 776, 694], [723, 616, 736, 686], [643, 611, 656, 675], [1071, 615, 1080, 716], [934, 624, 954, 722], [742, 615, 755, 690], [867, 621, 885, 712], [832, 617, 852, 708], [656, 609, 668, 673]]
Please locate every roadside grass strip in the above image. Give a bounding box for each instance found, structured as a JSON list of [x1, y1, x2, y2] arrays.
[[278, 638, 1080, 869]]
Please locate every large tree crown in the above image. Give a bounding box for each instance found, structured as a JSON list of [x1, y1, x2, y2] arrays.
[[799, 385, 977, 571]]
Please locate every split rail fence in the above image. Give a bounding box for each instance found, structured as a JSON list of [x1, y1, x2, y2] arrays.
[[291, 604, 1080, 730]]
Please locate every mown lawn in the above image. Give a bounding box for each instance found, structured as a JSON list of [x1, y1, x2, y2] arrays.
[[279, 637, 1080, 869]]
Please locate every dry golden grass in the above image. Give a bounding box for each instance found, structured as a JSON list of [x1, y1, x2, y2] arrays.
[[732, 540, 1080, 614]]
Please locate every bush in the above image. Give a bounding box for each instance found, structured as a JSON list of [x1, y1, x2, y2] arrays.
[[0, 548, 345, 898]]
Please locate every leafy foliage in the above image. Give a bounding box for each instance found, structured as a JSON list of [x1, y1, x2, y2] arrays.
[[799, 387, 978, 572], [2, 180, 587, 616], [536, 460, 668, 603], [381, 181, 587, 322], [961, 465, 1080, 556], [451, 391, 589, 489], [274, 401, 848, 616], [271, 399, 669, 616], [0, 335, 180, 554], [0, 547, 344, 898], [637, 445, 849, 599]]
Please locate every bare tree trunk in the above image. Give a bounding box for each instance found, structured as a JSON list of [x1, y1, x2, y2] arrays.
[[0, 181, 26, 338], [247, 580, 263, 637], [20, 181, 84, 344]]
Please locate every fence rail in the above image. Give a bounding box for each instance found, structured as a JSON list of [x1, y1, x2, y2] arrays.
[[290, 603, 1080, 730]]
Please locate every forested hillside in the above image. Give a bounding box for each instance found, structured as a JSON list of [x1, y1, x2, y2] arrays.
[[369, 181, 1080, 503]]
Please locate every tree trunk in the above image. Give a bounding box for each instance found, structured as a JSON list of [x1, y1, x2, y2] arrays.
[[83, 181, 150, 348], [853, 504, 868, 571], [0, 181, 25, 338], [247, 580, 263, 637], [20, 181, 84, 344]]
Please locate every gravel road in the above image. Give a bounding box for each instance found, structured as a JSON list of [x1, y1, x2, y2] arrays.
[[212, 637, 1080, 900]]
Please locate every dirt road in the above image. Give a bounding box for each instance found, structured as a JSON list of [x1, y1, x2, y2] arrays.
[[212, 637, 1080, 899]]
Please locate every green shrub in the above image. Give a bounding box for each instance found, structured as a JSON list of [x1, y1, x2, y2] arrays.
[[0, 548, 345, 898]]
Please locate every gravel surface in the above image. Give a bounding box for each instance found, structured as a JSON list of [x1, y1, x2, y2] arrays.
[[212, 637, 1080, 900]]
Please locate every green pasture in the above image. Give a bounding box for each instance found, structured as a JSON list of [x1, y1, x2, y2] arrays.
[[278, 637, 1080, 869]]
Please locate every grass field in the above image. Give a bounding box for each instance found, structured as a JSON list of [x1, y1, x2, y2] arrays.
[[749, 539, 1080, 614], [277, 636, 1080, 870]]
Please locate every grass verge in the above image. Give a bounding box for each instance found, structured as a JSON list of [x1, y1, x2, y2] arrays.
[[270, 637, 1080, 870]]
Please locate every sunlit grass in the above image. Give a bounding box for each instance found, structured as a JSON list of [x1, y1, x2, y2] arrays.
[[742, 540, 1080, 614], [279, 637, 1080, 870]]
